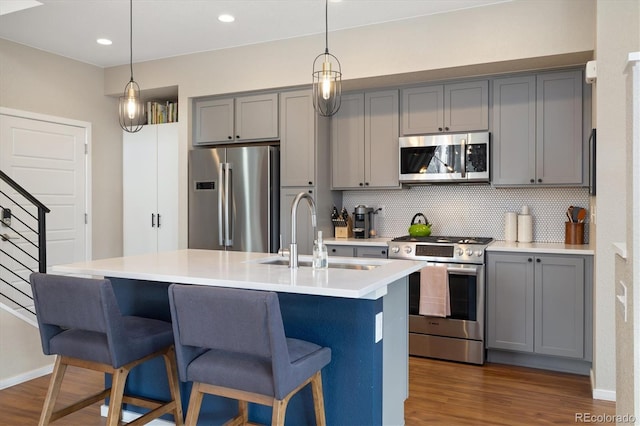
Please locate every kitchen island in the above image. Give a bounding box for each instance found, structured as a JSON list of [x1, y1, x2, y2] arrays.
[[53, 249, 424, 426]]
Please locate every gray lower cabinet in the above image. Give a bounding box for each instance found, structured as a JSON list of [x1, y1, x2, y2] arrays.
[[331, 90, 400, 190], [326, 244, 388, 259], [492, 70, 586, 186], [401, 80, 489, 135], [487, 252, 588, 360], [193, 93, 278, 145]]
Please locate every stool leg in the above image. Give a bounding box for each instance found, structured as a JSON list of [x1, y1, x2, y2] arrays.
[[184, 383, 204, 426], [106, 366, 129, 426], [271, 399, 287, 426], [311, 371, 327, 426], [163, 347, 184, 426], [39, 356, 67, 426]]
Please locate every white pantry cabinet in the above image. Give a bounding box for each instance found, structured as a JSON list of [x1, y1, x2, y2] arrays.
[[123, 123, 179, 256]]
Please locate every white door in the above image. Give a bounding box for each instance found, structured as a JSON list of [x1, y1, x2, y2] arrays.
[[0, 111, 89, 310]]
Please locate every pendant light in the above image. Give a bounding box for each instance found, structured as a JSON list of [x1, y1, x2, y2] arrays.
[[118, 0, 144, 133], [312, 0, 342, 117]]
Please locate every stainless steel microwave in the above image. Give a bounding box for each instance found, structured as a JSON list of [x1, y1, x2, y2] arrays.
[[399, 132, 490, 184]]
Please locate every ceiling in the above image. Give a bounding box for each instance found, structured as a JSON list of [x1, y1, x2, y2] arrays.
[[0, 0, 510, 68]]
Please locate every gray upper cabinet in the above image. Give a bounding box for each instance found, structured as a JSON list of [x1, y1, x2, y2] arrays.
[[332, 90, 400, 190], [401, 80, 488, 135], [487, 252, 587, 360], [280, 90, 315, 187], [492, 70, 585, 186], [193, 93, 278, 145]]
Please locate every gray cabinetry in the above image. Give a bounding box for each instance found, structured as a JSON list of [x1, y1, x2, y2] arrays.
[[401, 80, 489, 135], [280, 187, 314, 255], [280, 90, 316, 187], [193, 93, 278, 145], [492, 70, 585, 186], [326, 244, 388, 259], [487, 252, 587, 361], [332, 90, 400, 190]]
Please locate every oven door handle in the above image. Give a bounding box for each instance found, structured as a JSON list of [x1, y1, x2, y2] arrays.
[[445, 265, 481, 275]]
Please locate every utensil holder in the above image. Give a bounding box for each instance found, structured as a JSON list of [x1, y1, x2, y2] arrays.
[[565, 222, 584, 245]]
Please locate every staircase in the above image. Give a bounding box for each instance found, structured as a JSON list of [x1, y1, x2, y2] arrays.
[[0, 169, 49, 325]]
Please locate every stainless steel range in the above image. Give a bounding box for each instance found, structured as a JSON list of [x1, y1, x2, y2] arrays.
[[388, 235, 493, 365]]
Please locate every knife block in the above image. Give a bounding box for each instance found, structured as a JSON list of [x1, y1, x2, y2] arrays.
[[333, 217, 353, 239]]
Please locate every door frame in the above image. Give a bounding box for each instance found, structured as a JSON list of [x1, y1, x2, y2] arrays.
[[0, 107, 92, 263]]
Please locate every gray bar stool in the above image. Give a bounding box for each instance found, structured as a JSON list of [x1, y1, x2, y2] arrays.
[[168, 284, 331, 426], [30, 272, 184, 426]]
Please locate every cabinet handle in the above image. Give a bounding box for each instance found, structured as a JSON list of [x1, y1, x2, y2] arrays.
[[359, 182, 364, 186], [528, 258, 532, 262], [444, 127, 449, 131], [530, 179, 535, 183], [538, 179, 542, 183], [151, 213, 156, 228], [227, 136, 232, 140], [365, 182, 369, 186], [308, 190, 313, 194], [308, 181, 313, 185], [331, 248, 336, 253], [157, 213, 161, 228], [236, 135, 240, 139], [438, 127, 443, 132], [381, 250, 386, 255], [536, 258, 541, 263]]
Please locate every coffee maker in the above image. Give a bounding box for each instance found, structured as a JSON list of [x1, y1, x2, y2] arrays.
[[353, 205, 374, 239]]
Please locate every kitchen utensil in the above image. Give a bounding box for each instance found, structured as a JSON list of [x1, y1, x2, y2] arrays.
[[408, 213, 431, 237], [567, 206, 574, 223], [566, 210, 573, 223], [577, 208, 587, 223]]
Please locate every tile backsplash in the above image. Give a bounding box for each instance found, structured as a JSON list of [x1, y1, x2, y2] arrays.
[[342, 185, 590, 243]]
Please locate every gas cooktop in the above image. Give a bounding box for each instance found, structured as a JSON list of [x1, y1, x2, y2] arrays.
[[391, 236, 493, 245]]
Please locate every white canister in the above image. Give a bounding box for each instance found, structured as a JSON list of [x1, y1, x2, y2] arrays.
[[517, 210, 533, 243], [504, 212, 517, 242]]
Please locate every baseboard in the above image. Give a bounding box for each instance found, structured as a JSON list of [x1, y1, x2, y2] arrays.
[[589, 369, 617, 401], [0, 363, 53, 390], [100, 405, 176, 425]]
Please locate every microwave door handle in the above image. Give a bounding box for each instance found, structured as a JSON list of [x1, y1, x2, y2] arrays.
[[460, 138, 467, 178]]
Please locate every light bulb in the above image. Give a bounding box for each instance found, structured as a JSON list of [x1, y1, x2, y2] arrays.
[[126, 84, 138, 119], [321, 60, 332, 100]]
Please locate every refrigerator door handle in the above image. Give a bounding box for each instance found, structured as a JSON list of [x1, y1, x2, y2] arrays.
[[225, 163, 233, 246], [218, 163, 224, 246]]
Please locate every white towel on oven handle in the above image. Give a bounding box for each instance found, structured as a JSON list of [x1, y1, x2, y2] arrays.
[[418, 265, 450, 317]]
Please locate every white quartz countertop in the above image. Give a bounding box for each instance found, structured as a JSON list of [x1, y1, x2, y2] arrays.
[[324, 237, 392, 247], [487, 241, 595, 255], [53, 249, 425, 300]]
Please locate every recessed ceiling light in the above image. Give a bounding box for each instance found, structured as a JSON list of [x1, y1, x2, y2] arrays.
[[218, 14, 235, 23], [97, 38, 113, 46]]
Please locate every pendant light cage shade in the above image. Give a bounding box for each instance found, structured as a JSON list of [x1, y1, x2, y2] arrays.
[[312, 52, 342, 117], [118, 79, 144, 133]]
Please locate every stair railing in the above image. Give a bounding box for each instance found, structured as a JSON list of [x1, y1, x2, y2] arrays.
[[0, 169, 49, 316]]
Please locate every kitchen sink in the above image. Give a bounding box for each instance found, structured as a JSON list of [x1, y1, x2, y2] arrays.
[[255, 257, 381, 270]]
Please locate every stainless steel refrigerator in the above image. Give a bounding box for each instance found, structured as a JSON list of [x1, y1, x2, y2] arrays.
[[188, 145, 279, 253]]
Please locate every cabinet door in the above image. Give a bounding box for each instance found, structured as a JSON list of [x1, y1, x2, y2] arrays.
[[331, 93, 365, 189], [156, 123, 179, 252], [123, 125, 159, 256], [355, 246, 388, 259], [193, 98, 234, 144], [280, 187, 314, 255], [536, 71, 583, 185], [444, 81, 489, 132], [492, 76, 536, 185], [327, 245, 355, 257], [486, 253, 534, 352], [235, 93, 279, 141], [280, 90, 315, 187], [365, 90, 400, 188], [401, 85, 444, 135], [534, 255, 584, 358]]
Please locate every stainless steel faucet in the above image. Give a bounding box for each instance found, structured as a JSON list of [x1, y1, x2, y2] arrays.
[[289, 192, 317, 269]]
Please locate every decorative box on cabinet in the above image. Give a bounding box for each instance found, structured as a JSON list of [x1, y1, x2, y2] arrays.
[[331, 90, 400, 190], [492, 70, 586, 186], [401, 80, 489, 135], [486, 252, 592, 374], [123, 123, 179, 256], [193, 93, 278, 145]]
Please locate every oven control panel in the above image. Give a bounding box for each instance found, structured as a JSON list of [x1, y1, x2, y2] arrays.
[[388, 242, 487, 263]]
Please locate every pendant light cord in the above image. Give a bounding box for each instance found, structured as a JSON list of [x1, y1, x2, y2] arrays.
[[129, 0, 134, 81], [324, 0, 329, 54]]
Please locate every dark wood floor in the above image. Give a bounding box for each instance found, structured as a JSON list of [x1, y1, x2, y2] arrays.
[[0, 356, 615, 425]]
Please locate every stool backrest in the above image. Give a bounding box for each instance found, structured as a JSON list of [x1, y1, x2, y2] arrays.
[[30, 273, 123, 358], [168, 285, 289, 382]]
